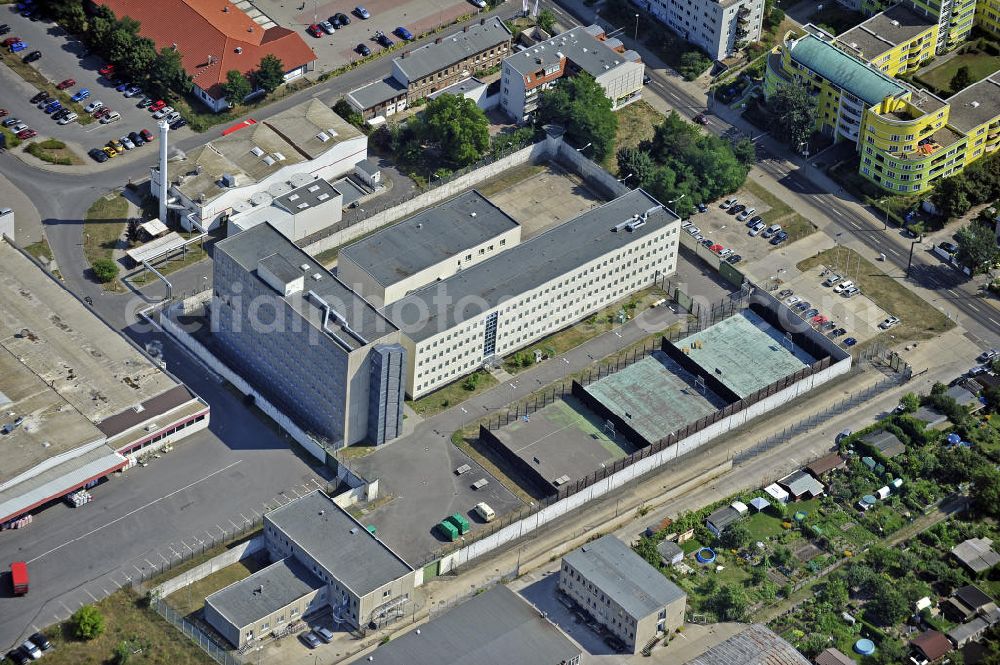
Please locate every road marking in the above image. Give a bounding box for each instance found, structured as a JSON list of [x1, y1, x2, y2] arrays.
[[849, 220, 861, 229], [968, 304, 980, 312], [26, 460, 242, 564], [990, 316, 1000, 326], [947, 289, 958, 296]]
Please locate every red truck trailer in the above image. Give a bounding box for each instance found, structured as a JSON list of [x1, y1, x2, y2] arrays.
[[10, 561, 28, 595]]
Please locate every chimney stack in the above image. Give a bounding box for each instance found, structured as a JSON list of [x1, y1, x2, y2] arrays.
[[157, 119, 170, 224]]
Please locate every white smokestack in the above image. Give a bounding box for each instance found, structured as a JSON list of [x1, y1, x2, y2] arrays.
[[158, 119, 170, 225]]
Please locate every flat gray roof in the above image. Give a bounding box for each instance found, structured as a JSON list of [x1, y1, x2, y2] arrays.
[[386, 189, 679, 342], [394, 18, 511, 83], [265, 491, 413, 595], [707, 506, 742, 531], [431, 76, 488, 99], [684, 624, 811, 664], [947, 72, 1000, 133], [216, 223, 398, 350], [363, 585, 581, 665], [505, 25, 632, 79], [340, 190, 519, 289], [274, 178, 341, 213], [205, 557, 323, 630], [563, 535, 686, 619], [347, 77, 406, 111], [838, 4, 935, 60]]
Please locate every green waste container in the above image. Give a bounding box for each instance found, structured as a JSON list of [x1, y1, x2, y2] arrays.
[[447, 513, 470, 535], [437, 520, 459, 542]]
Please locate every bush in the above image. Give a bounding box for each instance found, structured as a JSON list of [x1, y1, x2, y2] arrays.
[[38, 138, 66, 150], [677, 50, 712, 81], [114, 640, 131, 665], [92, 258, 119, 283], [71, 605, 105, 640]]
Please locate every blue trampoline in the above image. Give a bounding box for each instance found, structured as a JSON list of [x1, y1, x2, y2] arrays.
[[854, 639, 876, 656], [695, 547, 716, 564]]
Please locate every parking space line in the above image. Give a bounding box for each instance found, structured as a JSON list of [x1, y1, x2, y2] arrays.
[[85, 589, 98, 602], [159, 552, 170, 565]]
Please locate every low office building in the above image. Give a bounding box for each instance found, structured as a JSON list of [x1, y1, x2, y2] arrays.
[[95, 0, 315, 111], [226, 175, 344, 242], [363, 585, 582, 665], [559, 535, 686, 654], [212, 223, 406, 448], [500, 25, 644, 121], [338, 190, 521, 307], [205, 490, 415, 648], [0, 239, 209, 526], [152, 99, 366, 231], [347, 18, 511, 120], [645, 0, 765, 62], [384, 189, 680, 398]]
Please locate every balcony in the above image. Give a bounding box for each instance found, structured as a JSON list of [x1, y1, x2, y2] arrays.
[[738, 6, 751, 23]]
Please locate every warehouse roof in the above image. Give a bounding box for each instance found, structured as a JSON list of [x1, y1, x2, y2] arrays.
[[788, 33, 907, 105], [339, 191, 519, 289], [386, 189, 679, 342], [365, 585, 580, 665], [684, 624, 811, 664], [947, 73, 1000, 133], [215, 223, 398, 350], [948, 617, 989, 646], [504, 25, 636, 79], [206, 557, 323, 629], [393, 17, 511, 83], [563, 535, 686, 619], [265, 491, 413, 596], [838, 4, 936, 61]]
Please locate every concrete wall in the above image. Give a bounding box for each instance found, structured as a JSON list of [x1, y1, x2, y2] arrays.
[[436, 353, 851, 574], [160, 301, 329, 463], [300, 140, 549, 256], [152, 535, 266, 599], [553, 140, 630, 200]]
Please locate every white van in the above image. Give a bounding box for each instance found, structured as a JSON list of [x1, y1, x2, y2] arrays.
[[474, 502, 495, 522]]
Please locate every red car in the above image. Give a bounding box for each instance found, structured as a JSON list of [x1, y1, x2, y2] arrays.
[[17, 128, 37, 139], [1, 37, 21, 47], [95, 107, 112, 119], [98, 63, 115, 77], [56, 78, 76, 90], [306, 23, 323, 37], [0, 109, 8, 118], [148, 99, 166, 112], [811, 315, 828, 325], [140, 128, 154, 142]]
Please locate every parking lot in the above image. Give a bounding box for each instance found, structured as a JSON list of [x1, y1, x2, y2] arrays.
[[0, 8, 191, 162], [266, 0, 484, 72]]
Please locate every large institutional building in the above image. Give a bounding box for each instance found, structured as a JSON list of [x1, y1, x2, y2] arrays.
[[765, 3, 1000, 194], [500, 25, 644, 121], [643, 0, 766, 62]]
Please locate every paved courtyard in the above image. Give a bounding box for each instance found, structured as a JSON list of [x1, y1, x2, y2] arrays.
[[486, 163, 605, 238]]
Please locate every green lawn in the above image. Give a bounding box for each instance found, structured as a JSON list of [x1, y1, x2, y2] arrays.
[[83, 194, 128, 290], [745, 511, 788, 541], [24, 238, 54, 263], [797, 247, 955, 342], [166, 558, 265, 617], [409, 370, 498, 417], [917, 52, 1000, 94], [603, 100, 665, 174]]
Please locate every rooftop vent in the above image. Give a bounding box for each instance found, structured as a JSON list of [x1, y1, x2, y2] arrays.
[[262, 155, 275, 166], [250, 146, 264, 157], [307, 184, 321, 193], [326, 128, 338, 137], [300, 263, 310, 271], [221, 173, 237, 187], [312, 273, 322, 280], [316, 131, 331, 142], [470, 211, 477, 217], [132, 404, 145, 413], [297, 203, 310, 210], [273, 152, 286, 161], [350, 527, 359, 535], [971, 101, 981, 108], [890, 19, 899, 26], [288, 194, 300, 201], [247, 25, 254, 32], [317, 193, 330, 201], [235, 46, 242, 54]]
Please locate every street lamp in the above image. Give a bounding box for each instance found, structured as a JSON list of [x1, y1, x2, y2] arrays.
[[879, 198, 889, 231], [575, 142, 592, 152], [618, 173, 634, 184], [634, 13, 640, 41], [668, 194, 685, 204]]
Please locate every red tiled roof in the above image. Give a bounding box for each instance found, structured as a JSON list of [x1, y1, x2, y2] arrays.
[[95, 0, 315, 100], [911, 630, 952, 661]]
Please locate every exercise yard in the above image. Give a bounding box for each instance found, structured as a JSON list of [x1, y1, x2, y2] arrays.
[[582, 351, 728, 444], [487, 396, 639, 489], [675, 310, 816, 399]]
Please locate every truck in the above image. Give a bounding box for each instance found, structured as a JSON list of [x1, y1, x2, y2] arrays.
[[437, 520, 459, 542], [10, 561, 28, 595], [446, 513, 470, 535]]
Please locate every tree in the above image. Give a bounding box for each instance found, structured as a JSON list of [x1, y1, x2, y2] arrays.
[[817, 578, 848, 608], [61, 3, 88, 34], [71, 605, 105, 640], [616, 147, 656, 189], [677, 51, 711, 81], [955, 222, 1000, 275], [537, 74, 617, 161], [333, 99, 365, 128], [224, 70, 252, 106], [972, 464, 1000, 518], [149, 46, 190, 97], [732, 137, 756, 169], [931, 175, 972, 219], [536, 9, 556, 34], [865, 579, 910, 626], [768, 82, 817, 152], [951, 65, 973, 93], [710, 585, 749, 621], [412, 94, 490, 167], [120, 37, 158, 85], [900, 392, 920, 413], [720, 523, 751, 549], [255, 54, 285, 94], [92, 259, 118, 283]]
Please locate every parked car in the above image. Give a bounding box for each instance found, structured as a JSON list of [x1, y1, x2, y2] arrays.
[[119, 135, 135, 150], [833, 280, 854, 294], [356, 42, 371, 56], [22, 49, 41, 63], [778, 289, 793, 298], [469, 0, 487, 7], [30, 91, 49, 104], [19, 640, 41, 660], [124, 84, 142, 97], [11, 122, 28, 133], [148, 99, 166, 112], [52, 108, 70, 120], [140, 128, 154, 142], [43, 100, 62, 114], [6, 649, 29, 665], [334, 12, 351, 25], [726, 254, 742, 264], [300, 631, 322, 649], [319, 20, 335, 34], [28, 633, 50, 652], [16, 128, 36, 139], [137, 96, 154, 108], [700, 238, 713, 247], [830, 327, 846, 337], [977, 349, 998, 363], [57, 112, 78, 124], [0, 109, 8, 118], [842, 286, 861, 298], [394, 26, 414, 40], [749, 220, 765, 236], [727, 204, 746, 216], [736, 207, 756, 222], [696, 202, 707, 213], [0, 24, 9, 36], [115, 80, 130, 92], [878, 315, 900, 330], [152, 105, 174, 119], [107, 138, 124, 153], [84, 100, 104, 113], [784, 296, 801, 306], [128, 130, 144, 146], [98, 63, 115, 77], [2, 37, 22, 47], [374, 31, 394, 47], [163, 111, 181, 124], [9, 41, 28, 53], [939, 241, 959, 254], [719, 248, 734, 259], [761, 224, 781, 239], [793, 301, 811, 312], [803, 308, 819, 318], [821, 321, 837, 332], [746, 215, 763, 228], [315, 627, 335, 643], [770, 230, 789, 245], [307, 23, 323, 37], [685, 225, 700, 236], [693, 113, 709, 125], [169, 117, 187, 130], [2, 117, 20, 127], [354, 5, 371, 18], [843, 337, 857, 347], [100, 111, 121, 124], [823, 273, 842, 286], [102, 146, 117, 158], [71, 88, 91, 102]]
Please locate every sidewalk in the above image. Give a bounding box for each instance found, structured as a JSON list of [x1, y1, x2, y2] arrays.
[[0, 170, 44, 247]]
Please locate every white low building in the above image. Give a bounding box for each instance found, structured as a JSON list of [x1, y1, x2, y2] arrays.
[[151, 99, 367, 232]]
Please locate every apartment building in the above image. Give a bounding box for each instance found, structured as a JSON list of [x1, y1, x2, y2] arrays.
[[837, 4, 938, 76], [205, 491, 416, 648], [338, 191, 522, 307], [861, 0, 976, 51], [643, 0, 765, 62], [765, 23, 1000, 194], [559, 535, 686, 654], [384, 189, 680, 398], [500, 25, 644, 121], [346, 18, 511, 120], [212, 223, 406, 448]]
